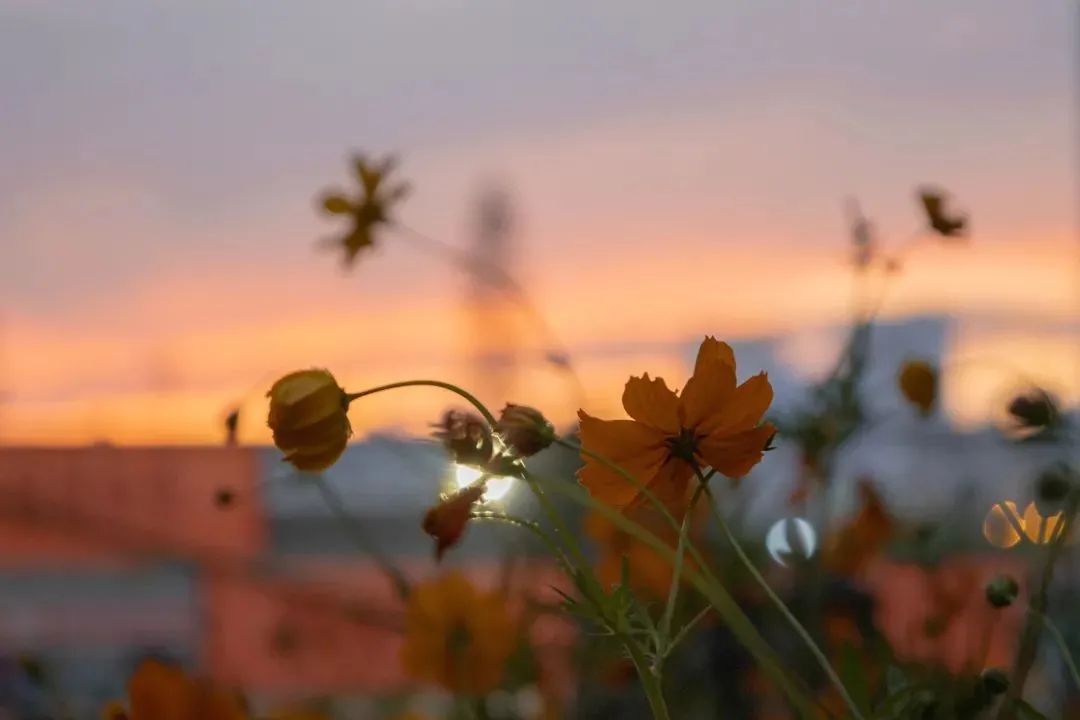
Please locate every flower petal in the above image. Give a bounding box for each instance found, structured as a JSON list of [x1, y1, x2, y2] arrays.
[[679, 338, 737, 430], [622, 374, 680, 433], [694, 336, 736, 374], [578, 412, 668, 508], [698, 372, 774, 435], [695, 423, 774, 479], [635, 457, 694, 517]]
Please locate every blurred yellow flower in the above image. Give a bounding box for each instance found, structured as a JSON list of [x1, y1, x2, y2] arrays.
[[319, 153, 410, 267], [897, 359, 937, 415], [401, 572, 516, 695], [578, 337, 774, 511], [267, 369, 351, 471], [105, 659, 245, 720]]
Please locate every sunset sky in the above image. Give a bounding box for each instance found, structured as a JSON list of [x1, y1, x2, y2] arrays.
[[1, 1, 1076, 444]]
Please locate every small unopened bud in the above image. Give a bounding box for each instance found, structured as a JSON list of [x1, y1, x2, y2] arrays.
[[267, 369, 351, 471], [897, 360, 937, 415], [985, 574, 1019, 608], [496, 404, 555, 457], [979, 668, 1009, 695], [1035, 464, 1074, 516]]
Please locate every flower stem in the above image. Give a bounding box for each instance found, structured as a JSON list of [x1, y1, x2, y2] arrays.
[[470, 510, 573, 574], [1038, 610, 1080, 691], [624, 638, 671, 720], [658, 484, 705, 656], [541, 477, 818, 719], [346, 379, 497, 426], [696, 471, 865, 720], [996, 492, 1080, 719], [312, 474, 410, 599]]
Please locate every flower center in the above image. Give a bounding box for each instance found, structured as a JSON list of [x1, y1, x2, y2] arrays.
[[666, 427, 700, 463], [447, 622, 472, 658]]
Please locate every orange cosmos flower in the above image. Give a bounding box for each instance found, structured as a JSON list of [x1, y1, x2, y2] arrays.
[[104, 659, 245, 720], [401, 572, 517, 695], [578, 337, 774, 511]]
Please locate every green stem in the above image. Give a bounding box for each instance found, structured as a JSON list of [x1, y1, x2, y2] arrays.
[[542, 478, 818, 719], [346, 379, 497, 426], [624, 638, 672, 720], [658, 484, 705, 654], [312, 475, 410, 599], [557, 438, 715, 581], [1038, 611, 1080, 692], [697, 472, 866, 720], [470, 510, 573, 574]]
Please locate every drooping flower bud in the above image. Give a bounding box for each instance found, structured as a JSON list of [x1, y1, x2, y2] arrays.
[[897, 359, 937, 415], [496, 404, 554, 457], [267, 369, 351, 471], [985, 573, 1019, 608], [422, 484, 486, 561], [432, 410, 494, 467]]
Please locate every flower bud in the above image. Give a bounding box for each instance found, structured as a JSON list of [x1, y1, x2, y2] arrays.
[[1035, 463, 1074, 516], [432, 410, 494, 467], [985, 573, 1019, 608], [422, 484, 486, 561], [897, 359, 937, 415], [496, 404, 554, 457], [267, 369, 351, 471], [979, 667, 1009, 696]]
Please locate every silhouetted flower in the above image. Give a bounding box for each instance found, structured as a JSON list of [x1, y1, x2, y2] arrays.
[[422, 483, 486, 561], [579, 337, 774, 512], [432, 409, 494, 467], [918, 186, 968, 239], [267, 369, 351, 471], [318, 154, 410, 267], [1007, 389, 1060, 432], [897, 359, 937, 415], [497, 404, 554, 457]]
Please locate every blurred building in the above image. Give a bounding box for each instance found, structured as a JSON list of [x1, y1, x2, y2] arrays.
[[0, 442, 571, 717]]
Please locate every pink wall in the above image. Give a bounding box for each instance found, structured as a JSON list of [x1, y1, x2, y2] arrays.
[[0, 447, 266, 565]]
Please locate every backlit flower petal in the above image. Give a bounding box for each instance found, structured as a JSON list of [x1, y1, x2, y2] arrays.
[[695, 423, 774, 479], [637, 457, 694, 517], [622, 374, 680, 433], [679, 338, 737, 430], [698, 372, 773, 435], [578, 412, 668, 508]]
